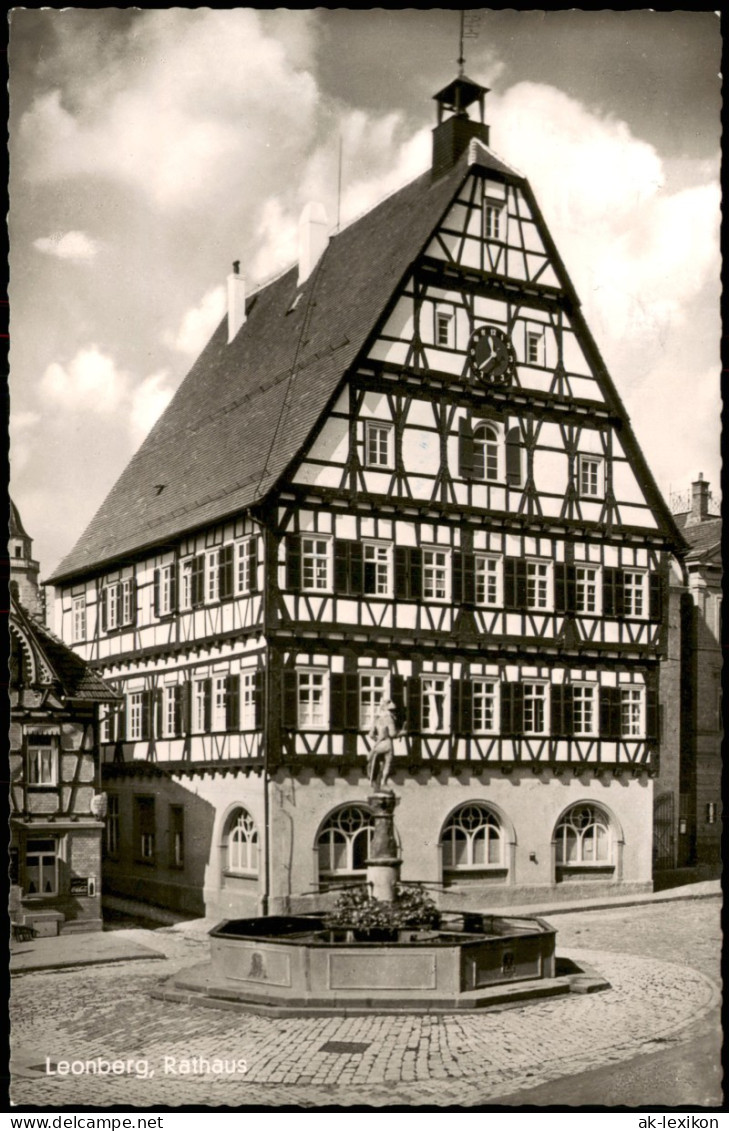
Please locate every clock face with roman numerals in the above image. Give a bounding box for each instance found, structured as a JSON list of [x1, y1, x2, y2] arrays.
[[468, 325, 516, 385]]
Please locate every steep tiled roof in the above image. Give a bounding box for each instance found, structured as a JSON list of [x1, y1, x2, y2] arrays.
[[673, 512, 722, 564], [11, 597, 119, 702], [50, 154, 484, 582]]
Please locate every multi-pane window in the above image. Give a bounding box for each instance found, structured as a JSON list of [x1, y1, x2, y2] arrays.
[[72, 597, 86, 642], [526, 330, 543, 366], [106, 584, 120, 630], [435, 308, 454, 348], [206, 549, 220, 604], [179, 559, 193, 610], [624, 572, 646, 618], [472, 680, 499, 733], [162, 685, 179, 738], [27, 738, 58, 786], [423, 549, 449, 601], [620, 688, 643, 737], [555, 805, 611, 865], [128, 693, 144, 741], [472, 423, 500, 481], [120, 579, 134, 625], [526, 561, 551, 610], [241, 671, 257, 729], [363, 543, 391, 596], [359, 673, 388, 730], [25, 838, 58, 896], [575, 567, 599, 614], [422, 677, 449, 732], [572, 685, 597, 736], [226, 809, 258, 875], [578, 455, 604, 498], [484, 201, 503, 240], [365, 421, 393, 469], [236, 538, 257, 594], [317, 806, 373, 883], [442, 804, 503, 869], [298, 671, 327, 729], [193, 679, 210, 733], [156, 565, 174, 616], [301, 537, 330, 591], [475, 555, 501, 606], [523, 683, 548, 735], [212, 676, 227, 732], [169, 806, 184, 869], [106, 795, 120, 857]]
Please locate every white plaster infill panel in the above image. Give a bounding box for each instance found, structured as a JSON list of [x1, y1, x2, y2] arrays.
[[327, 951, 437, 991]]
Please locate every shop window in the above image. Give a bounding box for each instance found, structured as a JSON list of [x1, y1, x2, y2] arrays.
[[25, 838, 58, 896]]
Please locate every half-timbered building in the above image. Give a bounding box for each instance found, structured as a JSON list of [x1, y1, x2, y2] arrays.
[[47, 75, 687, 920]]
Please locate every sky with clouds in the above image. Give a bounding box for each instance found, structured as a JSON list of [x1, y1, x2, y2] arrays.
[[8, 10, 721, 578]]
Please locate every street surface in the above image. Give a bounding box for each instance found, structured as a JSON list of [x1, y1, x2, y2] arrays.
[[10, 897, 722, 1109]]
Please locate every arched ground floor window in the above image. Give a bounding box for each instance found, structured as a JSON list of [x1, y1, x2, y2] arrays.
[[440, 802, 512, 886], [223, 807, 258, 877], [317, 805, 373, 889], [554, 803, 618, 882]]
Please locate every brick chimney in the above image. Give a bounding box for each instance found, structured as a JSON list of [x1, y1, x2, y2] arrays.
[[227, 260, 246, 343], [686, 473, 711, 526]]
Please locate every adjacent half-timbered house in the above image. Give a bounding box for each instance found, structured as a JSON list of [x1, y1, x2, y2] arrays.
[[48, 75, 687, 920]]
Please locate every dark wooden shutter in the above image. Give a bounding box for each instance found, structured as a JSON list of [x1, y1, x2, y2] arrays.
[[253, 669, 264, 727], [599, 687, 620, 739], [282, 670, 298, 728], [285, 535, 301, 591], [349, 542, 364, 596], [169, 566, 177, 612], [452, 552, 464, 606], [603, 568, 625, 618], [248, 538, 259, 593], [554, 564, 576, 614], [129, 581, 138, 626], [406, 677, 421, 732], [203, 679, 212, 733], [219, 545, 235, 601], [333, 540, 350, 594], [117, 698, 126, 742], [649, 573, 663, 622], [501, 682, 523, 737], [504, 558, 527, 610], [191, 555, 205, 607], [345, 673, 360, 730], [226, 674, 240, 731], [180, 681, 192, 736], [410, 548, 423, 600], [551, 684, 573, 738], [173, 686, 183, 737], [645, 687, 659, 741], [153, 570, 160, 617], [391, 674, 406, 726], [506, 427, 523, 486], [155, 689, 163, 738], [458, 417, 474, 479], [330, 673, 346, 729], [452, 680, 473, 736], [141, 690, 151, 741], [451, 679, 462, 734], [101, 589, 108, 632], [462, 553, 476, 607], [395, 546, 410, 599]]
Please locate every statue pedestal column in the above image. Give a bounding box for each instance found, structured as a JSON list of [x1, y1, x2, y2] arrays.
[[366, 791, 401, 903]]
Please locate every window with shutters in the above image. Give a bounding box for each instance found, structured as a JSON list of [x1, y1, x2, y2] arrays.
[[193, 678, 211, 733], [212, 676, 227, 732], [155, 564, 175, 617], [106, 795, 120, 857], [526, 560, 552, 611], [442, 804, 503, 871], [298, 670, 328, 729], [623, 571, 646, 618], [422, 548, 450, 602], [472, 423, 500, 482], [575, 566, 600, 615], [360, 673, 388, 730], [523, 682, 548, 735], [206, 549, 220, 603], [472, 680, 499, 734], [475, 554, 502, 606], [241, 671, 258, 729], [363, 542, 392, 596], [119, 579, 134, 625], [317, 805, 373, 885], [179, 559, 193, 610], [365, 421, 393, 469], [422, 676, 449, 733], [572, 684, 597, 736], [301, 536, 331, 591], [135, 796, 155, 863], [236, 537, 258, 594], [225, 808, 258, 876], [162, 685, 180, 738], [620, 687, 644, 737], [578, 454, 604, 499], [105, 584, 120, 630], [72, 596, 86, 642], [128, 692, 144, 741], [27, 737, 59, 786], [555, 804, 612, 866]]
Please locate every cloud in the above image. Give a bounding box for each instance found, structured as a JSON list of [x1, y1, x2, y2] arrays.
[[163, 286, 226, 355], [9, 410, 41, 475], [130, 371, 175, 444], [40, 346, 126, 410], [33, 230, 100, 261]]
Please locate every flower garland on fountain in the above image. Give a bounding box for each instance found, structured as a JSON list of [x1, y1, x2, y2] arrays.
[[325, 884, 441, 941]]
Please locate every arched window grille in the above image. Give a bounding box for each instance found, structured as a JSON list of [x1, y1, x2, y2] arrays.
[[224, 808, 258, 875], [317, 805, 373, 884], [442, 803, 503, 870], [555, 804, 611, 866], [472, 424, 500, 482]]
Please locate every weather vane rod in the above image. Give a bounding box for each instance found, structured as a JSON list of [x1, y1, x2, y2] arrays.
[[458, 10, 465, 75]]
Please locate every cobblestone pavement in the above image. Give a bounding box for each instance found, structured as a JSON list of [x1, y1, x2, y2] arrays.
[[10, 898, 721, 1109]]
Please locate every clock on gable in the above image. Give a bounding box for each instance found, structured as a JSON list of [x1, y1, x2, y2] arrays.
[[467, 325, 516, 385]]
